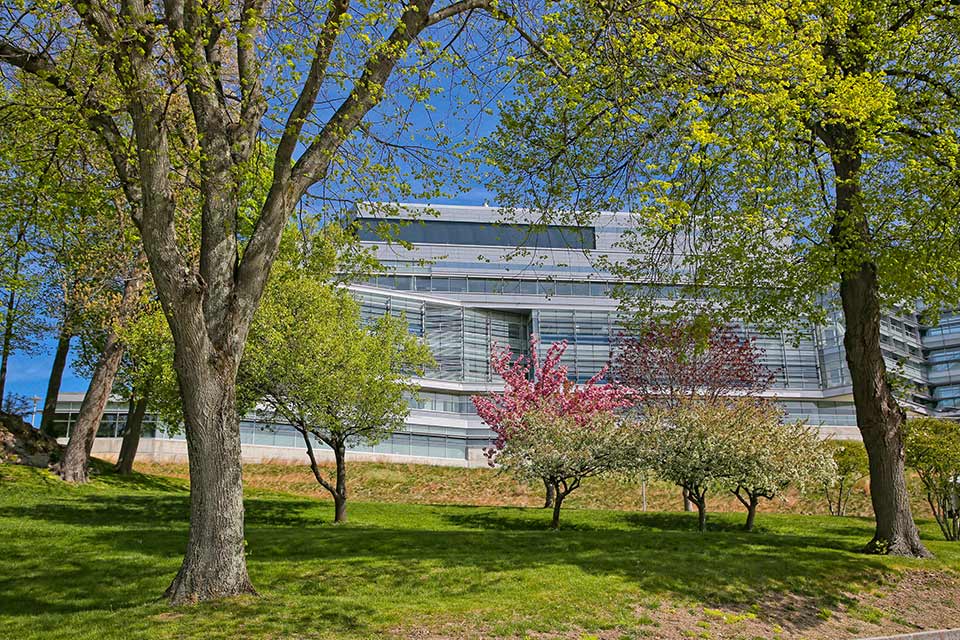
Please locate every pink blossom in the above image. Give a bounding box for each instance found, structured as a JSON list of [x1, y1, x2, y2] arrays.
[[472, 335, 634, 457]]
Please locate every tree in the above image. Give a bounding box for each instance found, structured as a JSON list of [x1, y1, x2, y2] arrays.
[[59, 263, 148, 482], [242, 270, 432, 523], [613, 320, 775, 407], [487, 0, 957, 557], [725, 403, 836, 531], [1, 0, 527, 601], [473, 336, 633, 527], [613, 319, 774, 510], [113, 303, 181, 475], [493, 409, 635, 528], [642, 400, 742, 532], [906, 418, 960, 541], [0, 82, 144, 453], [823, 440, 871, 517]]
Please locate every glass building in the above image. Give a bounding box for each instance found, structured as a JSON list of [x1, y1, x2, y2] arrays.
[[53, 203, 959, 466]]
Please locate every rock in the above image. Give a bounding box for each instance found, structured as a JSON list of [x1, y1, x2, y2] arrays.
[[0, 412, 63, 467]]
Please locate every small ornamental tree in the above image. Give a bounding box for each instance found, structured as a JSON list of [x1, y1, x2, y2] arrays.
[[241, 272, 432, 523], [613, 320, 776, 407], [493, 409, 636, 528], [615, 319, 775, 510], [906, 418, 960, 541], [643, 399, 742, 531], [823, 440, 871, 517], [725, 402, 836, 531], [473, 336, 633, 527]]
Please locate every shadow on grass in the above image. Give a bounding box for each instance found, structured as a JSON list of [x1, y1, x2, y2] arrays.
[[1, 492, 893, 610]]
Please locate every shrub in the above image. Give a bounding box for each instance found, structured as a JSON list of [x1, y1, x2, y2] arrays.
[[906, 417, 960, 541], [822, 440, 869, 517]]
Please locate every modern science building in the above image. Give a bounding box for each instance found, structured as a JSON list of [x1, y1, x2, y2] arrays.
[[54, 203, 960, 466]]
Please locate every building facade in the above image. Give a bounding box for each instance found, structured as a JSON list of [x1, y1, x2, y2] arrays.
[[53, 204, 960, 466]]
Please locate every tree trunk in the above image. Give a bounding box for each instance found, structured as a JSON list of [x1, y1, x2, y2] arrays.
[[550, 486, 565, 529], [831, 141, 930, 558], [39, 325, 71, 436], [682, 487, 693, 512], [0, 286, 16, 401], [60, 274, 144, 483], [163, 347, 255, 604], [696, 501, 706, 532], [542, 476, 555, 508], [333, 443, 347, 523], [744, 496, 758, 532], [116, 394, 148, 475]]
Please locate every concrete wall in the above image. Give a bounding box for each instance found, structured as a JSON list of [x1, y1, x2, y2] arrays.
[[76, 437, 494, 468]]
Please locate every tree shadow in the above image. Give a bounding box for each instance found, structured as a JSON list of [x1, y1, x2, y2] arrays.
[[0, 487, 905, 638]]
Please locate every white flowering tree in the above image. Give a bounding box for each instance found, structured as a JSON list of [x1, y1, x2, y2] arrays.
[[491, 409, 637, 529], [725, 403, 836, 531], [645, 398, 835, 531], [644, 400, 742, 531]]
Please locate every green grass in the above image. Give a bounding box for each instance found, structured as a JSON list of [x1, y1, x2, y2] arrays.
[[1, 463, 958, 639]]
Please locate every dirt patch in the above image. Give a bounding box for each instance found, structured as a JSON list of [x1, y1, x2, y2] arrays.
[[0, 412, 62, 467]]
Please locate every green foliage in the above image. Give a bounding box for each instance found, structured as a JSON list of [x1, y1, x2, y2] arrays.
[[823, 440, 870, 517], [906, 418, 960, 541], [241, 265, 433, 450], [116, 302, 182, 430], [488, 0, 960, 329]]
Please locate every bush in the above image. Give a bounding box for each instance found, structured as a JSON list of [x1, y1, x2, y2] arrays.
[[906, 417, 960, 541], [822, 440, 869, 517]]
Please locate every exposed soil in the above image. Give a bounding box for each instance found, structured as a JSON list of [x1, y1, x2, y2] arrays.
[[398, 570, 960, 639]]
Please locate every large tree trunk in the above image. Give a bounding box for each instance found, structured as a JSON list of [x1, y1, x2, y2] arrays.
[[164, 345, 255, 604], [830, 140, 929, 558], [116, 394, 149, 475], [39, 324, 71, 436], [60, 274, 144, 483]]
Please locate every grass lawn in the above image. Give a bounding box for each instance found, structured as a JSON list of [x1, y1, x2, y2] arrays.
[[1, 462, 959, 640]]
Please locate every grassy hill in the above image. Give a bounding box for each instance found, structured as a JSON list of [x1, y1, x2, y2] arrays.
[[139, 458, 929, 520], [1, 461, 958, 640]]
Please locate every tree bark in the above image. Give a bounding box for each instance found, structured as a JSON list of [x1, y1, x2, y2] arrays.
[[60, 272, 145, 483], [39, 324, 71, 436], [550, 486, 565, 529], [163, 346, 255, 604], [829, 138, 930, 558], [682, 487, 693, 512], [542, 476, 555, 508], [333, 442, 347, 523], [0, 286, 16, 401], [744, 496, 758, 532], [116, 394, 148, 475]]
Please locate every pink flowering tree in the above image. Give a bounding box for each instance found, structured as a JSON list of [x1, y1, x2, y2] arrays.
[[473, 336, 634, 528], [612, 320, 775, 407]]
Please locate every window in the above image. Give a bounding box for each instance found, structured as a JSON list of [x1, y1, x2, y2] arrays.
[[356, 218, 596, 250]]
